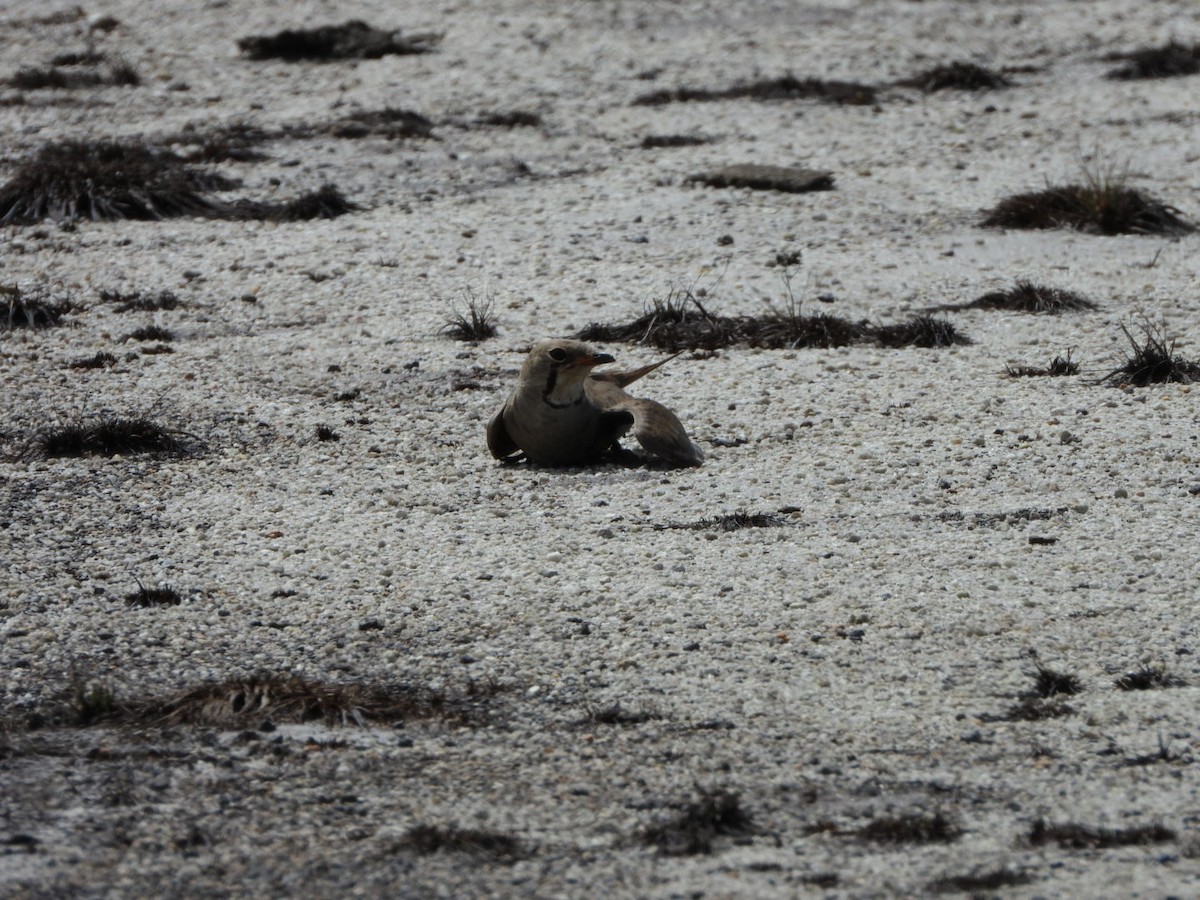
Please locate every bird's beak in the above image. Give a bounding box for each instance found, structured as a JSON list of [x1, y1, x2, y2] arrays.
[[575, 352, 615, 368]]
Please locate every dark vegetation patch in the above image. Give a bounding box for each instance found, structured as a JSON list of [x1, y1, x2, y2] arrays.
[[441, 289, 498, 341], [657, 510, 787, 532], [1006, 351, 1080, 378], [897, 61, 1011, 92], [68, 351, 119, 370], [473, 110, 542, 128], [639, 788, 756, 856], [933, 506, 1068, 527], [1113, 664, 1187, 691], [981, 169, 1194, 235], [575, 288, 867, 352], [1030, 663, 1083, 698], [0, 139, 234, 224], [315, 424, 340, 442], [576, 291, 968, 351], [167, 122, 277, 163], [1121, 734, 1186, 767], [854, 811, 961, 844], [928, 868, 1033, 894], [1098, 321, 1200, 386], [1028, 818, 1175, 849], [1106, 41, 1200, 80], [872, 315, 970, 348], [687, 164, 834, 193], [0, 139, 358, 225], [327, 108, 436, 140], [981, 697, 1073, 723], [227, 184, 358, 222], [934, 280, 1097, 314], [124, 583, 183, 608], [581, 703, 662, 726], [640, 134, 713, 149], [28, 674, 500, 730], [633, 73, 876, 107], [2, 284, 73, 329], [237, 21, 440, 61], [122, 325, 175, 343], [401, 824, 528, 862], [28, 417, 195, 459], [99, 289, 184, 312], [7, 54, 139, 90]]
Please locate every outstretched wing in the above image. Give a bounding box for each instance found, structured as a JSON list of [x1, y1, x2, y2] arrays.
[[486, 405, 521, 460], [587, 380, 703, 467]]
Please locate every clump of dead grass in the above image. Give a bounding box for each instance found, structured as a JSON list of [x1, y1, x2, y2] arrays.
[[7, 54, 140, 90], [634, 73, 876, 107], [658, 510, 787, 532], [1113, 664, 1187, 691], [2, 284, 73, 329], [1028, 818, 1175, 849], [0, 139, 234, 225], [855, 811, 961, 844], [124, 583, 183, 608], [237, 21, 440, 60], [898, 61, 1011, 92], [639, 787, 756, 856], [871, 315, 970, 348], [327, 107, 436, 140], [936, 280, 1097, 314], [401, 824, 529, 862], [982, 161, 1194, 235], [1098, 321, 1200, 386], [441, 288, 498, 341], [227, 184, 358, 222], [1106, 41, 1200, 80], [1006, 351, 1080, 378], [27, 416, 196, 459]]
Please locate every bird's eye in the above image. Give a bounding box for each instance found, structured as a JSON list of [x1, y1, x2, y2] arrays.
[[548, 347, 567, 362]]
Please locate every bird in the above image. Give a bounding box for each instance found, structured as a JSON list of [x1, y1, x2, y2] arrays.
[[487, 339, 704, 467]]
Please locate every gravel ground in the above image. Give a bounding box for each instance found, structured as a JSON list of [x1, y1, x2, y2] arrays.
[[2, 0, 1199, 896]]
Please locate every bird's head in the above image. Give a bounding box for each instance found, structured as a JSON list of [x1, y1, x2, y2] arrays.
[[521, 339, 614, 407]]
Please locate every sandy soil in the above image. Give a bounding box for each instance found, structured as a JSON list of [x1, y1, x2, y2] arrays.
[[2, 0, 1199, 896]]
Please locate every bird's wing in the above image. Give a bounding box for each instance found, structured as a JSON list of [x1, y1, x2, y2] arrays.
[[587, 380, 703, 467], [589, 352, 680, 389], [486, 405, 522, 460]]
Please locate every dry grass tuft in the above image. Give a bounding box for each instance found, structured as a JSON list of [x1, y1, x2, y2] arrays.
[[1098, 321, 1200, 387], [1106, 41, 1200, 80], [2, 284, 73, 329], [1028, 818, 1175, 849], [228, 184, 358, 222], [659, 510, 787, 532], [441, 289, 498, 341], [402, 824, 528, 862], [68, 351, 120, 370], [124, 584, 183, 608], [1030, 663, 1083, 698], [8, 54, 139, 90], [1006, 351, 1080, 378], [982, 162, 1193, 235], [237, 20, 440, 60], [898, 61, 1011, 92], [327, 108, 436, 140], [928, 868, 1033, 894], [639, 788, 756, 856], [140, 675, 494, 728], [871, 315, 970, 348], [0, 140, 234, 225], [29, 417, 195, 459], [937, 280, 1097, 314], [1113, 664, 1187, 691], [634, 73, 876, 106], [856, 811, 961, 844], [99, 289, 184, 312]]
